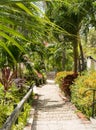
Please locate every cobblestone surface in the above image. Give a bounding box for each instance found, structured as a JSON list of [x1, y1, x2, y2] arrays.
[[31, 80, 96, 130]]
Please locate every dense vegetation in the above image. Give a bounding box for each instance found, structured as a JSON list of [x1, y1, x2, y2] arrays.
[[0, 1, 48, 128], [0, 81, 32, 128], [71, 71, 96, 118], [47, 0, 96, 118], [0, 0, 96, 128], [55, 71, 96, 118]]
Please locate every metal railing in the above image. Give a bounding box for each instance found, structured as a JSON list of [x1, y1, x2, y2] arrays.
[[83, 88, 96, 118], [0, 85, 34, 130]]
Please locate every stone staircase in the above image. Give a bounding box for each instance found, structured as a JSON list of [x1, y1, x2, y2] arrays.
[[31, 80, 96, 130], [47, 71, 56, 80]]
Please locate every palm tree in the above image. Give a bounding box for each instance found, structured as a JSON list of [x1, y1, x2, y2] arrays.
[[45, 0, 96, 73]]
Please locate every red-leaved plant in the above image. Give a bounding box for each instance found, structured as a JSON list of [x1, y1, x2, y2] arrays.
[[0, 67, 16, 93]]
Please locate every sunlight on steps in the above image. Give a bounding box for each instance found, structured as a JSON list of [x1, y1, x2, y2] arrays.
[[46, 79, 55, 84]]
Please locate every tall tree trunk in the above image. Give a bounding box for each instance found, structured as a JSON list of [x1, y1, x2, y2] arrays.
[[78, 33, 85, 71], [79, 42, 85, 71], [78, 58, 82, 74], [73, 37, 79, 73]]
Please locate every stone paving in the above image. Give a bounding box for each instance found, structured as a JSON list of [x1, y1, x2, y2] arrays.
[[31, 80, 96, 130]]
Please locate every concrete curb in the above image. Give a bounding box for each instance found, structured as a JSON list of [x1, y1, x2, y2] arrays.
[[23, 108, 35, 130], [59, 91, 70, 102], [90, 117, 96, 125], [23, 93, 39, 130]]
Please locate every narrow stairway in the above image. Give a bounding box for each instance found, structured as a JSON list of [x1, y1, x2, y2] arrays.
[[31, 80, 96, 130]]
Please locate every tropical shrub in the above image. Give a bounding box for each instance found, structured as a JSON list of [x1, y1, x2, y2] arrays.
[[24, 68, 46, 87], [55, 71, 73, 87], [0, 103, 13, 127], [71, 71, 96, 118], [62, 73, 78, 98], [55, 71, 77, 98], [0, 67, 16, 92], [0, 80, 32, 128]]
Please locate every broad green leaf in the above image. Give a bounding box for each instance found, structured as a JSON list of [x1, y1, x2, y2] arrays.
[[16, 3, 34, 17], [0, 24, 27, 41], [0, 41, 16, 64], [0, 17, 14, 25], [0, 0, 41, 4], [0, 31, 25, 52]]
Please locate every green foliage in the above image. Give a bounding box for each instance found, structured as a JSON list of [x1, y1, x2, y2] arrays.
[[0, 82, 30, 128], [45, 42, 73, 71], [71, 71, 96, 118], [84, 28, 96, 59], [8, 85, 28, 103], [12, 103, 31, 130], [0, 103, 13, 127], [24, 66, 46, 87], [46, 0, 96, 72], [0, 84, 5, 100]]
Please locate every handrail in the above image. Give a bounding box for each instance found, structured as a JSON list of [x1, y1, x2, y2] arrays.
[[0, 85, 34, 130], [83, 88, 96, 118]]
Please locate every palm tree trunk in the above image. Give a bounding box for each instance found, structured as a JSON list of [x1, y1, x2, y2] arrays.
[[77, 32, 85, 71], [73, 37, 79, 73], [79, 42, 85, 71]]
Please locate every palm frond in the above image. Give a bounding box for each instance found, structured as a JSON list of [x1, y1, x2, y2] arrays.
[[0, 25, 27, 41], [0, 31, 25, 52], [0, 41, 16, 64]]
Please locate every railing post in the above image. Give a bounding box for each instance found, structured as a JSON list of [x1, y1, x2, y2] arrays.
[[92, 90, 95, 118]]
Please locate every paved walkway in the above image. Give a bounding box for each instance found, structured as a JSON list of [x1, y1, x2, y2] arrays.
[[31, 80, 96, 130]]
